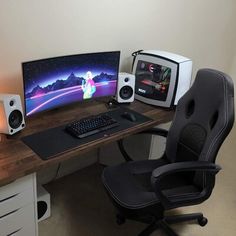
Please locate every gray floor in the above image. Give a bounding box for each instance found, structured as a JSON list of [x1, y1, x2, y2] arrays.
[[39, 130, 236, 236]]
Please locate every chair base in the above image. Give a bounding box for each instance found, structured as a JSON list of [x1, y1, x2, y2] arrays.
[[117, 212, 207, 236]]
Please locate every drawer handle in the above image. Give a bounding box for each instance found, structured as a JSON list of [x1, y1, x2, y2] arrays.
[[0, 208, 20, 219], [7, 228, 22, 236], [0, 193, 19, 203]]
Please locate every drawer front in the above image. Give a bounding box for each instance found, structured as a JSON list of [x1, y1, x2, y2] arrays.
[[0, 188, 34, 218], [0, 203, 37, 236], [4, 224, 36, 236], [0, 174, 35, 201]]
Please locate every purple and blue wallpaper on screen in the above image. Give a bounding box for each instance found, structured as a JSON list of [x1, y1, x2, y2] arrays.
[[22, 51, 120, 116]]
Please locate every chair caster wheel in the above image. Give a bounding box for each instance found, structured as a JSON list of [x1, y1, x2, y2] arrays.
[[198, 217, 208, 227], [116, 214, 126, 225]]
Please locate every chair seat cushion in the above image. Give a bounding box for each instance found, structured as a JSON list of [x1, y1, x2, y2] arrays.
[[102, 159, 201, 210]]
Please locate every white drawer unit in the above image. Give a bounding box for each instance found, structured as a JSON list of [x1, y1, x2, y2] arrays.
[[0, 174, 38, 236]]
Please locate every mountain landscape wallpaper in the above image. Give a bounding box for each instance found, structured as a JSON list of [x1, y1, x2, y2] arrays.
[[25, 72, 115, 99], [22, 51, 120, 116]]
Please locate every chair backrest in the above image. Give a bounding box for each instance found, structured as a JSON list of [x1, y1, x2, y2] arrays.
[[165, 68, 234, 166]]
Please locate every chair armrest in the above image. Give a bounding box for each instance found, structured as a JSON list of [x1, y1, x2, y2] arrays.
[[152, 161, 221, 178], [151, 161, 221, 209], [117, 139, 133, 162], [117, 128, 168, 162]]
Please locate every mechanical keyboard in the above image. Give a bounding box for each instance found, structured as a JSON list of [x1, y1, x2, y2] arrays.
[[65, 113, 119, 138]]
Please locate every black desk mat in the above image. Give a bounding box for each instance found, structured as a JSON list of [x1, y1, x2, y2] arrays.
[[21, 108, 153, 160]]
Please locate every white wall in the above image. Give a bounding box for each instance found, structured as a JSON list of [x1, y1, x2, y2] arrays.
[[230, 48, 236, 80], [0, 0, 235, 96]]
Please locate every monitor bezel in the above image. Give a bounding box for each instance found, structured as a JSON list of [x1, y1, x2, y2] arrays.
[[22, 51, 120, 118]]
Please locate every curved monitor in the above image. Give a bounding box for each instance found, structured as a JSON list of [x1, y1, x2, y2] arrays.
[[22, 51, 120, 117]]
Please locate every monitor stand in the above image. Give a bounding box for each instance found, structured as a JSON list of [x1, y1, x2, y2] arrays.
[[106, 98, 119, 109]]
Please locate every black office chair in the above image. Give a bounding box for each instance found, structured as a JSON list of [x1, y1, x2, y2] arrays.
[[102, 69, 234, 236]]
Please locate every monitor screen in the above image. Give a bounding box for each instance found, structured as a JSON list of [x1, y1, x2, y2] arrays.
[[22, 51, 120, 117], [135, 60, 171, 101]]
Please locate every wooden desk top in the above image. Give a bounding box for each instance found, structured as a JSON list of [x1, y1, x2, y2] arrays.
[[0, 100, 174, 186]]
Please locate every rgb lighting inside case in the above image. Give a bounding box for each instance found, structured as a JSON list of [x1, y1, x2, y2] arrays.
[[135, 60, 171, 101], [22, 51, 120, 116]]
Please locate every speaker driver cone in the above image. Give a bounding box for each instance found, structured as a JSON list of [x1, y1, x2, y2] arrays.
[[119, 86, 133, 100], [8, 110, 23, 129]]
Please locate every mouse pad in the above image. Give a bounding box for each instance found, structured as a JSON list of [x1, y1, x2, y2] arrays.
[[21, 107, 153, 160]]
